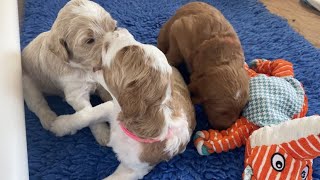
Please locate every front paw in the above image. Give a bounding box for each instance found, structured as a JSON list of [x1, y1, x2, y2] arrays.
[[39, 111, 57, 131], [50, 115, 78, 137], [90, 123, 111, 147]]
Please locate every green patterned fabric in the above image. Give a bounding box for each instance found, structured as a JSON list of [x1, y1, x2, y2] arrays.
[[242, 74, 305, 126]]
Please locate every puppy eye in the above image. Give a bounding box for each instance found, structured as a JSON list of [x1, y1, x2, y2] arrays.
[[86, 38, 95, 44]]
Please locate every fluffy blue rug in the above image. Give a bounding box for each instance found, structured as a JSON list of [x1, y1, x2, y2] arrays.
[[21, 0, 320, 179]]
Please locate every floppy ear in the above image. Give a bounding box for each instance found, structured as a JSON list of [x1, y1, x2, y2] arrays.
[[109, 45, 168, 117], [188, 82, 206, 104], [190, 96, 203, 104], [47, 32, 70, 63], [188, 81, 197, 94]]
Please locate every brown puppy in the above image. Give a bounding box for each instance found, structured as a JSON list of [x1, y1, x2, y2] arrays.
[[158, 2, 249, 130]]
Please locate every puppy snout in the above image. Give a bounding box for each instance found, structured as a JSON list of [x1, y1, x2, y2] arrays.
[[93, 58, 103, 72], [116, 27, 127, 32], [93, 66, 102, 72], [116, 27, 130, 36]]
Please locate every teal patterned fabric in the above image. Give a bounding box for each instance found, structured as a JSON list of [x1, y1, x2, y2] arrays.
[[242, 74, 305, 127], [243, 166, 253, 180]]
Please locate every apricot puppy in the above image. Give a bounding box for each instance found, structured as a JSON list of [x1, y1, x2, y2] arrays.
[[158, 2, 249, 130]]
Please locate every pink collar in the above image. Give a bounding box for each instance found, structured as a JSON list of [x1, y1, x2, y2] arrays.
[[119, 122, 172, 143]]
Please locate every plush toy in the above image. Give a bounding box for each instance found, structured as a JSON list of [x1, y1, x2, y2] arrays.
[[194, 59, 309, 155], [243, 115, 320, 180]]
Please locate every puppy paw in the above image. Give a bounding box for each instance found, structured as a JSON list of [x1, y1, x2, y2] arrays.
[[39, 111, 57, 130], [50, 115, 78, 137], [90, 123, 110, 146]]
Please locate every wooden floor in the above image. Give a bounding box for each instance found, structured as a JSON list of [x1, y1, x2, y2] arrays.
[[261, 0, 320, 48]]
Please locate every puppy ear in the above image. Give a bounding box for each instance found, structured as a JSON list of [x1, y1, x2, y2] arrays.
[[191, 96, 203, 104], [48, 36, 70, 63], [188, 82, 198, 94], [188, 82, 205, 104]]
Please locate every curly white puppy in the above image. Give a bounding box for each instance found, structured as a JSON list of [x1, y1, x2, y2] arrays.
[[22, 0, 116, 145], [50, 28, 196, 180]]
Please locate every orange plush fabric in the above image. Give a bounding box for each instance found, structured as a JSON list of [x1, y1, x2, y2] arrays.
[[250, 59, 295, 77], [194, 117, 259, 154]]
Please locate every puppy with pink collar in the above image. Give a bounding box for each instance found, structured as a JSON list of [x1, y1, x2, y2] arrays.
[[50, 28, 196, 180]]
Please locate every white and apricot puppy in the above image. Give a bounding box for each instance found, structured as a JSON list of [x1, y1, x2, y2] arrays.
[[22, 0, 116, 145], [50, 28, 196, 180]]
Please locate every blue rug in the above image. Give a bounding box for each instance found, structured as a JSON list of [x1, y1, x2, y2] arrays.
[[21, 0, 320, 179]]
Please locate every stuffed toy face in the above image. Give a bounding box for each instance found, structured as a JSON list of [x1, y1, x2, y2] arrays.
[[244, 116, 320, 180]]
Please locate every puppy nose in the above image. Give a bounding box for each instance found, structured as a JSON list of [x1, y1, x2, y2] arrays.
[[93, 66, 101, 72], [117, 27, 129, 33], [93, 58, 103, 72]]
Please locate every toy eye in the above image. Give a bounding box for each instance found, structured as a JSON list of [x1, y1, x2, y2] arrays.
[[301, 165, 309, 180], [271, 153, 285, 172]]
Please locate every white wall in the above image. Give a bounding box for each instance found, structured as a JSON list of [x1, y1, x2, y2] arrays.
[[0, 0, 29, 179]]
